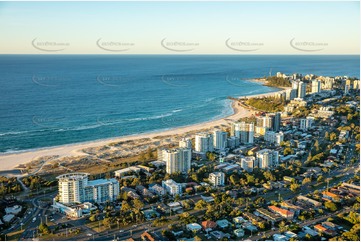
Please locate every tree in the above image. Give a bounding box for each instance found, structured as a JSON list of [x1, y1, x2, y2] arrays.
[[284, 147, 294, 156], [290, 183, 300, 192], [324, 131, 330, 140], [302, 177, 312, 185], [324, 201, 337, 212], [314, 140, 320, 152], [121, 201, 132, 212], [89, 215, 97, 222], [329, 132, 337, 141], [195, 200, 207, 210], [132, 199, 144, 211], [102, 217, 112, 228], [38, 223, 50, 235], [317, 175, 324, 183]]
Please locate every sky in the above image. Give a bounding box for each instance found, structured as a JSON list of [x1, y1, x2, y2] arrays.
[[0, 1, 359, 54]]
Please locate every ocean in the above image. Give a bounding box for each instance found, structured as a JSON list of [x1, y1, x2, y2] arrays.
[[0, 55, 359, 153]]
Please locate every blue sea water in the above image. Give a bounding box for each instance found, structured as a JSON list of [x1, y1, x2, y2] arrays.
[[0, 55, 359, 153]]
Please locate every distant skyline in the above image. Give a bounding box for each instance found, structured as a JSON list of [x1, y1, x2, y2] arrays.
[[0, 1, 359, 54]]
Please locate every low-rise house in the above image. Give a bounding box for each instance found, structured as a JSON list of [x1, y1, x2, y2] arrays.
[[314, 224, 337, 236], [243, 212, 264, 224], [256, 208, 282, 223], [141, 231, 156, 241], [280, 201, 302, 215], [186, 223, 202, 233], [142, 209, 160, 220], [216, 219, 230, 229], [302, 226, 318, 237], [234, 228, 245, 238], [297, 195, 322, 207], [268, 205, 294, 219], [149, 184, 166, 196], [210, 231, 229, 240], [233, 216, 246, 224], [201, 220, 217, 232], [321, 221, 338, 231], [243, 223, 258, 233], [284, 231, 297, 239], [273, 234, 287, 241], [322, 191, 340, 202]]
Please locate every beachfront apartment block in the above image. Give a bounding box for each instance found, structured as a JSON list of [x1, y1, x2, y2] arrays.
[[209, 172, 225, 186], [179, 137, 192, 149], [311, 80, 321, 93], [256, 113, 281, 132], [232, 122, 254, 144], [162, 179, 182, 196], [256, 149, 279, 169], [57, 173, 119, 204], [285, 89, 297, 101], [298, 81, 306, 98], [162, 148, 191, 174], [213, 130, 228, 150], [240, 156, 255, 172], [264, 131, 284, 146], [195, 133, 214, 153], [195, 132, 214, 153]]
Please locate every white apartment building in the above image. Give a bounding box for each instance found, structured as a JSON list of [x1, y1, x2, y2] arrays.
[[163, 148, 191, 174], [264, 131, 284, 146], [298, 81, 306, 98], [162, 179, 182, 196], [57, 173, 119, 204], [195, 133, 214, 153], [240, 156, 255, 172], [256, 149, 279, 169], [179, 137, 192, 149], [311, 80, 321, 93], [209, 172, 225, 186], [300, 116, 314, 130], [213, 130, 228, 150]]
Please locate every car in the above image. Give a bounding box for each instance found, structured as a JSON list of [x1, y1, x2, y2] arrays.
[[87, 233, 92, 237], [132, 225, 137, 228], [119, 230, 124, 233]]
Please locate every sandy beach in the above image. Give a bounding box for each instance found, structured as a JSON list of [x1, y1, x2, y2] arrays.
[[0, 88, 286, 172]]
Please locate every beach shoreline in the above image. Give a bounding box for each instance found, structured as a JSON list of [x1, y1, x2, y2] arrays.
[[0, 88, 286, 172]]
